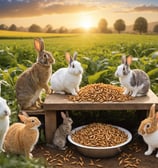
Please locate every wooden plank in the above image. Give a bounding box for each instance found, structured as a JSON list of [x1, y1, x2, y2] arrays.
[[21, 109, 45, 115], [45, 111, 57, 144], [43, 89, 158, 111]]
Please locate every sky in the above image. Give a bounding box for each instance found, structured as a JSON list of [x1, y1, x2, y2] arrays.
[[0, 0, 158, 29]]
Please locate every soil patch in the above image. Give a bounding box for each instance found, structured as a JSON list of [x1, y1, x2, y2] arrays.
[[33, 138, 158, 168]]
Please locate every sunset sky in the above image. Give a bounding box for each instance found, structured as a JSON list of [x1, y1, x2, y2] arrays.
[[0, 0, 158, 29]]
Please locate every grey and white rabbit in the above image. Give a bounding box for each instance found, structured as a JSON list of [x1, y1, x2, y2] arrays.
[[0, 97, 11, 152], [49, 112, 73, 150], [115, 55, 150, 97]]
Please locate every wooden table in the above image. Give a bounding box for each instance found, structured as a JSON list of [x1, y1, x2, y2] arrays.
[[43, 89, 158, 143]]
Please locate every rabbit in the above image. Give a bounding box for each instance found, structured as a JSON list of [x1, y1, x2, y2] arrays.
[[138, 104, 158, 158], [50, 52, 83, 96], [15, 38, 55, 110], [115, 55, 150, 97], [4, 112, 41, 158], [48, 112, 73, 150], [0, 97, 11, 152]]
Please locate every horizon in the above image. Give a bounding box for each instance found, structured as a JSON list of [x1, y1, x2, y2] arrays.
[[0, 0, 158, 29]]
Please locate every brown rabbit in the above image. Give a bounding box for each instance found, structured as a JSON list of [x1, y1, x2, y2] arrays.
[[15, 38, 55, 110], [4, 113, 41, 158]]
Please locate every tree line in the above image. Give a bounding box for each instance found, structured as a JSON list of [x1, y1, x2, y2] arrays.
[[0, 17, 158, 34]]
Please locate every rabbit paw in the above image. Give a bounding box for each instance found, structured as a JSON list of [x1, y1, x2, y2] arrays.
[[131, 91, 137, 97], [71, 90, 78, 96], [144, 150, 153, 156], [46, 88, 52, 94], [59, 146, 68, 150], [0, 148, 5, 153], [123, 89, 130, 95], [29, 153, 33, 159]]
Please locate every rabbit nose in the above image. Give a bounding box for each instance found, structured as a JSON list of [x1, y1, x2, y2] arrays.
[[79, 69, 83, 74], [4, 110, 8, 116]]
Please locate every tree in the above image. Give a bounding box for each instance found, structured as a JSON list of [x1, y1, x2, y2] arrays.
[[114, 19, 126, 33], [98, 18, 108, 33], [28, 24, 42, 32], [0, 24, 8, 30], [8, 24, 17, 31], [153, 24, 158, 33], [45, 24, 53, 33], [58, 26, 68, 33], [133, 17, 148, 34]]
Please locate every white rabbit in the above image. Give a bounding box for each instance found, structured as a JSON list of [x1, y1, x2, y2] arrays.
[[50, 52, 83, 96], [138, 104, 158, 158], [115, 55, 150, 97], [0, 97, 11, 152], [48, 112, 73, 150]]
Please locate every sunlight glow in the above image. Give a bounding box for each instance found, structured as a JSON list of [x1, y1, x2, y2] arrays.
[[79, 14, 94, 30]]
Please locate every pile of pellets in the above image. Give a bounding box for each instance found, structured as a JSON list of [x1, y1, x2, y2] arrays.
[[69, 83, 132, 102], [71, 123, 128, 147]]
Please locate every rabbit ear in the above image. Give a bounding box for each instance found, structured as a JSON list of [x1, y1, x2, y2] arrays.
[[20, 111, 29, 117], [65, 52, 73, 64], [149, 104, 155, 118], [18, 114, 28, 123], [73, 51, 78, 60], [121, 55, 127, 64], [61, 112, 66, 119], [155, 112, 158, 120], [34, 38, 45, 52], [127, 55, 132, 65], [65, 111, 69, 117]]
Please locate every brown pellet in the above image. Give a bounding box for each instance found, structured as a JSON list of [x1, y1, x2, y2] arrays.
[[71, 123, 128, 147], [69, 83, 132, 102]]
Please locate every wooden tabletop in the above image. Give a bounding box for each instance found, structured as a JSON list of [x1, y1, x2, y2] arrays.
[[43, 89, 158, 111]]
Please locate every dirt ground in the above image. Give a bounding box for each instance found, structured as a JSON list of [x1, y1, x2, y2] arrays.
[[33, 137, 158, 168]]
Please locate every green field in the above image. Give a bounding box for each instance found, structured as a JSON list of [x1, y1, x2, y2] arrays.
[[0, 31, 158, 104]]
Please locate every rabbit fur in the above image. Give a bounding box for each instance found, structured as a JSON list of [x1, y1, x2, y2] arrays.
[[50, 112, 73, 150], [50, 52, 83, 96], [115, 55, 150, 97], [4, 113, 41, 158], [16, 38, 55, 110], [138, 104, 158, 157], [0, 97, 11, 152]]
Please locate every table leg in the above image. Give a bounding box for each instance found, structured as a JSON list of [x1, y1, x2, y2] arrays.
[[45, 110, 57, 144]]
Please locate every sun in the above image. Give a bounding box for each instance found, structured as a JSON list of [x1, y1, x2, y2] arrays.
[[81, 19, 93, 29], [79, 14, 93, 30]]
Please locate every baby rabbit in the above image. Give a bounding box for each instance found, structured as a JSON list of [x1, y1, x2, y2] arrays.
[[50, 52, 83, 96], [16, 38, 55, 110], [51, 112, 73, 150], [4, 113, 41, 158], [138, 104, 158, 158], [0, 97, 11, 152], [115, 55, 150, 97]]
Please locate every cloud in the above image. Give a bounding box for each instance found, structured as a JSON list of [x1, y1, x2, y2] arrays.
[[133, 5, 158, 12], [116, 5, 158, 13], [0, 0, 97, 18]]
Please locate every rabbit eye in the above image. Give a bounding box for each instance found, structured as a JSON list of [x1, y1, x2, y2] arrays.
[[72, 64, 75, 68], [146, 123, 151, 128], [32, 120, 35, 123], [44, 54, 47, 58]]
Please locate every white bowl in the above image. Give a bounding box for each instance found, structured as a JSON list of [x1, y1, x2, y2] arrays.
[[68, 125, 132, 158]]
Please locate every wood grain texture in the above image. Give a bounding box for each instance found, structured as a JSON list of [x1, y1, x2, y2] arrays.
[[43, 90, 158, 111]]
